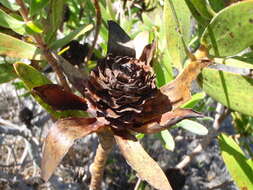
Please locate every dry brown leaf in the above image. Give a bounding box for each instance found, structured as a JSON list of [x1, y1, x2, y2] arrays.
[[114, 135, 172, 190], [132, 108, 202, 134], [139, 41, 156, 66], [41, 117, 103, 181], [160, 59, 210, 108], [33, 84, 87, 111]]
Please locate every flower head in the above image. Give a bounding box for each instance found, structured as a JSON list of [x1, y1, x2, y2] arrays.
[[33, 20, 203, 189]]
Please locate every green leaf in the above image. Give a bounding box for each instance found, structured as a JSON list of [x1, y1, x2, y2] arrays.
[[198, 58, 253, 116], [0, 0, 20, 11], [155, 8, 174, 87], [184, 0, 208, 26], [218, 134, 253, 189], [49, 24, 93, 50], [136, 133, 145, 140], [190, 0, 213, 20], [0, 63, 17, 84], [14, 62, 87, 118], [29, 0, 49, 16], [154, 49, 173, 87], [0, 32, 42, 60], [177, 119, 208, 135], [45, 0, 65, 43], [201, 1, 253, 56], [0, 9, 26, 35], [14, 62, 52, 88], [26, 21, 43, 34], [161, 130, 175, 151], [208, 0, 225, 12], [163, 0, 191, 70], [181, 92, 206, 109], [99, 2, 114, 22], [106, 0, 116, 21]]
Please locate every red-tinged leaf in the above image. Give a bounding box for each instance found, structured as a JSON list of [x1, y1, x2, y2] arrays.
[[41, 117, 103, 181], [160, 58, 210, 108], [132, 108, 202, 134], [114, 135, 173, 190], [33, 84, 87, 111]]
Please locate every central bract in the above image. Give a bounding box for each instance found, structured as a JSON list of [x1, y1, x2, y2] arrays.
[[85, 54, 158, 129]]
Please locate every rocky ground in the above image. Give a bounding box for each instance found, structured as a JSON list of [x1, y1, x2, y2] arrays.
[[0, 81, 238, 190]]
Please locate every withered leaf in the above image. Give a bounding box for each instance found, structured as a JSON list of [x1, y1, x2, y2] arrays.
[[41, 117, 103, 181], [132, 108, 202, 134], [114, 135, 172, 190], [160, 59, 210, 108], [33, 84, 87, 111], [107, 20, 136, 57]]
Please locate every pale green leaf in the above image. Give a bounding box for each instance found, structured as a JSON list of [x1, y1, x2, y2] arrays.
[[0, 32, 42, 60], [198, 58, 253, 116], [181, 92, 206, 108], [0, 9, 26, 35], [161, 130, 175, 151], [163, 0, 191, 70], [201, 1, 253, 56], [177, 119, 208, 135], [0, 0, 20, 11], [219, 134, 253, 189]]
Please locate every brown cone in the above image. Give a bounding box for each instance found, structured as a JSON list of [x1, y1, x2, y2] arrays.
[[85, 52, 161, 129]]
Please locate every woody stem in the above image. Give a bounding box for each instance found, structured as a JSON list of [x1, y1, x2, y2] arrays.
[[15, 0, 71, 92], [89, 129, 114, 190]]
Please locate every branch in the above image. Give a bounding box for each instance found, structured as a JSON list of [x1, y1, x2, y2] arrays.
[[85, 0, 101, 64], [89, 129, 114, 190], [176, 103, 229, 169], [15, 0, 71, 92]]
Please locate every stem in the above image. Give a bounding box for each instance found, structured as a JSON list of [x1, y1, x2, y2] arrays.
[[85, 0, 101, 64], [15, 0, 71, 92], [90, 129, 114, 190]]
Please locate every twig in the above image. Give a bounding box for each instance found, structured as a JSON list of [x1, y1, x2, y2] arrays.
[[5, 146, 11, 166], [134, 177, 142, 190], [18, 138, 29, 167], [0, 118, 41, 166], [10, 144, 18, 166], [15, 0, 29, 22], [85, 0, 101, 64], [0, 160, 33, 168], [176, 103, 229, 169], [89, 129, 114, 190], [207, 180, 233, 190], [15, 0, 71, 92]]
